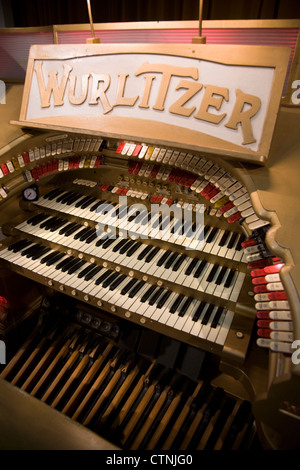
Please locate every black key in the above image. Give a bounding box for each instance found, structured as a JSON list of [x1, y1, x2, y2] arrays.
[[85, 231, 98, 244], [65, 223, 84, 237], [119, 239, 135, 255], [118, 206, 129, 221], [194, 260, 207, 278], [55, 256, 75, 270], [49, 218, 67, 232], [66, 193, 84, 206], [178, 297, 193, 317], [46, 188, 65, 200], [128, 212, 139, 223], [144, 246, 160, 263], [215, 266, 228, 285], [152, 213, 162, 229], [134, 211, 147, 225], [39, 216, 56, 229], [140, 212, 151, 226], [192, 301, 206, 322], [46, 252, 65, 266], [157, 290, 172, 309], [66, 223, 84, 236], [25, 244, 43, 259], [48, 188, 65, 200], [219, 230, 230, 247], [79, 228, 95, 242], [74, 226, 90, 240], [95, 269, 113, 285], [109, 274, 127, 291], [170, 294, 184, 313], [141, 285, 157, 303], [224, 269, 235, 288], [102, 237, 117, 249], [206, 264, 219, 283], [29, 244, 46, 258], [67, 259, 86, 275], [164, 252, 179, 269], [235, 234, 245, 252], [112, 238, 129, 252], [56, 191, 73, 203], [26, 214, 41, 225], [128, 280, 146, 298], [211, 306, 224, 328], [102, 271, 120, 288], [159, 214, 172, 230], [204, 225, 211, 237], [60, 257, 79, 272], [75, 195, 92, 208], [8, 239, 31, 252], [185, 257, 199, 276], [183, 219, 193, 235], [77, 263, 95, 279], [137, 244, 153, 261], [84, 265, 103, 281], [40, 250, 58, 264], [60, 191, 77, 204], [90, 199, 106, 212], [201, 304, 215, 325], [149, 287, 164, 306], [196, 224, 209, 241], [81, 197, 97, 209], [186, 221, 197, 239], [121, 278, 139, 296], [21, 243, 40, 257], [95, 234, 109, 247], [126, 241, 142, 257], [31, 246, 51, 260], [206, 227, 218, 244], [27, 213, 49, 226], [156, 249, 172, 267], [73, 226, 90, 240], [42, 216, 62, 229], [172, 219, 183, 235], [59, 222, 77, 235], [227, 232, 238, 249], [43, 188, 62, 200], [172, 254, 187, 271]]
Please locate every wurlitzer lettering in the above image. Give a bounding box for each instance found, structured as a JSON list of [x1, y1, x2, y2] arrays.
[[34, 60, 261, 147]]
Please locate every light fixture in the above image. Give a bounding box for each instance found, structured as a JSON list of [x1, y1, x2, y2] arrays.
[[86, 0, 100, 43]]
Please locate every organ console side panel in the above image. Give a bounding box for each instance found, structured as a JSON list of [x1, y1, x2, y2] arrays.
[[0, 42, 299, 450]]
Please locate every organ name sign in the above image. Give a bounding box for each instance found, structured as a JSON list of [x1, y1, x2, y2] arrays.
[[16, 44, 290, 164]]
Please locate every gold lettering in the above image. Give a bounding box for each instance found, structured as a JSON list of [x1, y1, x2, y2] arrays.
[[135, 62, 198, 111], [34, 61, 72, 108], [194, 85, 229, 124], [225, 89, 261, 145], [68, 73, 90, 105], [114, 73, 139, 107], [169, 80, 203, 117], [89, 73, 112, 114], [139, 75, 156, 109]]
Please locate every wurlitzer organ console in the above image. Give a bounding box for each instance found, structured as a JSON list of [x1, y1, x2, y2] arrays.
[[0, 42, 299, 450]]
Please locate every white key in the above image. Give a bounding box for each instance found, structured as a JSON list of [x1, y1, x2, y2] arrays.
[[174, 298, 199, 332], [216, 310, 234, 345]]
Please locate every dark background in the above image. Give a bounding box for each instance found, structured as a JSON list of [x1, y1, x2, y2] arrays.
[[2, 0, 300, 27]]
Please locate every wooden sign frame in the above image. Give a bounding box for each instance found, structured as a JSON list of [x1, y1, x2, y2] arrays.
[[13, 43, 290, 164]]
